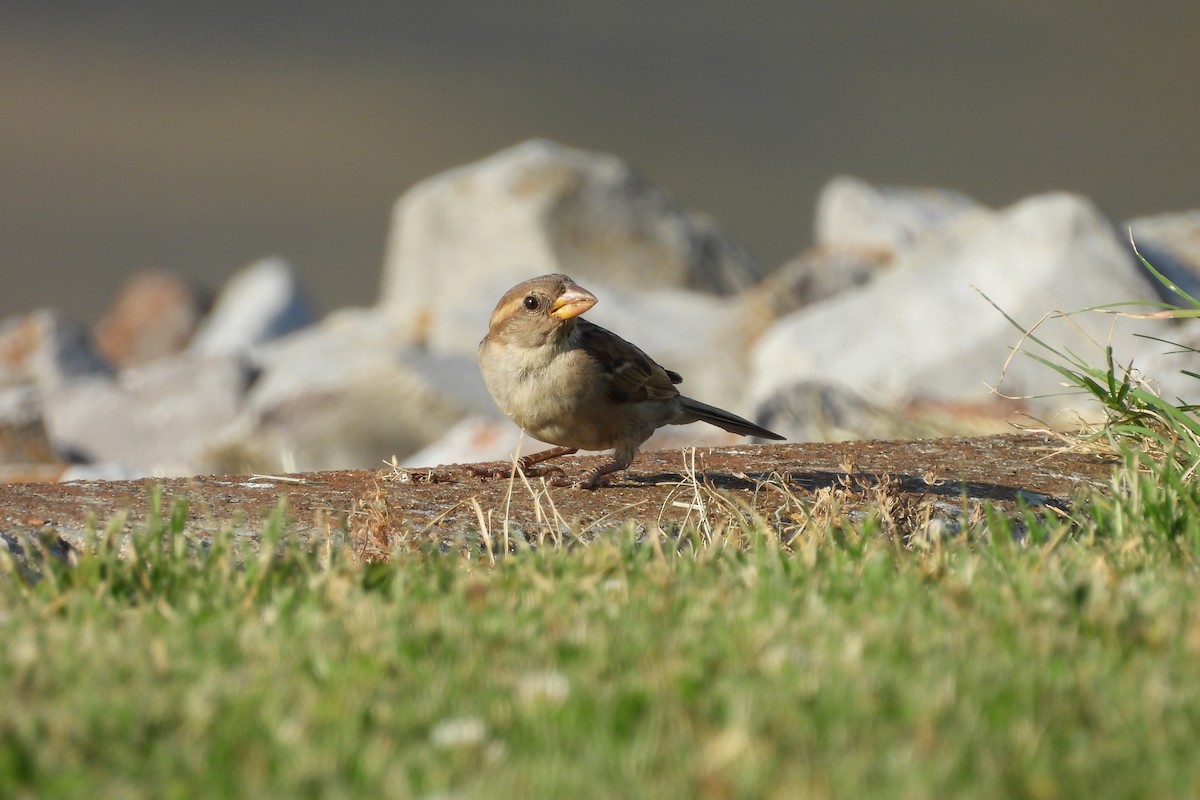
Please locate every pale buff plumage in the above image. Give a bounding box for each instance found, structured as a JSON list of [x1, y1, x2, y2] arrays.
[[478, 274, 783, 488]]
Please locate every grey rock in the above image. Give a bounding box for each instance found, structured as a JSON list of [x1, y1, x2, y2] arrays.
[[755, 381, 912, 442], [755, 380, 1021, 442], [1126, 210, 1200, 303], [1135, 317, 1200, 408], [191, 257, 317, 356], [0, 308, 111, 391], [400, 416, 543, 469], [0, 385, 41, 427], [0, 529, 77, 585], [379, 139, 762, 341], [0, 385, 63, 477], [746, 177, 984, 332], [58, 462, 151, 482], [42, 354, 252, 475], [752, 192, 1162, 425], [203, 308, 483, 473], [815, 175, 983, 256], [747, 247, 888, 327]]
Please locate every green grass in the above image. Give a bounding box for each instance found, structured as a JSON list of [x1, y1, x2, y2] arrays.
[[6, 251, 1200, 798], [4, 465, 1200, 799], [980, 246, 1200, 475]]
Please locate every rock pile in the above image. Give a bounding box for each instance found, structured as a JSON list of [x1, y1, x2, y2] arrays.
[[3, 139, 1198, 481]]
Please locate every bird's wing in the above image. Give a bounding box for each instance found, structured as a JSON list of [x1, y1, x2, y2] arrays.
[[576, 319, 682, 404]]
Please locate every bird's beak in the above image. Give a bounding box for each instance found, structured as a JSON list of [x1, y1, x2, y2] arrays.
[[550, 283, 598, 320]]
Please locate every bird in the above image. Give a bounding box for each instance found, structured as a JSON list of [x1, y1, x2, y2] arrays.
[[477, 273, 784, 488]]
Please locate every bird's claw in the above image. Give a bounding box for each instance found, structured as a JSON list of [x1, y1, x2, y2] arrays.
[[527, 465, 568, 480], [468, 458, 615, 489], [467, 464, 508, 479], [574, 471, 613, 490], [467, 463, 568, 481]]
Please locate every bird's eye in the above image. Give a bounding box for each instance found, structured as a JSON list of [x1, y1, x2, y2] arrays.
[[523, 295, 539, 311]]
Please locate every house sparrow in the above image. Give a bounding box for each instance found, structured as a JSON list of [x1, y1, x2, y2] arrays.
[[478, 273, 784, 488]]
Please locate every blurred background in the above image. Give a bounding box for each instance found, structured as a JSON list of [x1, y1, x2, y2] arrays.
[[3, 2, 1197, 323]]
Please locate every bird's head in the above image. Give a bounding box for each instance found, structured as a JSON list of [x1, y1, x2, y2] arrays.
[[486, 274, 598, 346]]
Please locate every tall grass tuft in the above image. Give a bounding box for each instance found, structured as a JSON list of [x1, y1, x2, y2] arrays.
[[982, 246, 1200, 476]]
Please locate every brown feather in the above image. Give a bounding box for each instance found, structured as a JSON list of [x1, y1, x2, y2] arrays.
[[576, 319, 681, 405]]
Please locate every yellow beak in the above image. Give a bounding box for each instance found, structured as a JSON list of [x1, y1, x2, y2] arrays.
[[550, 283, 598, 320]]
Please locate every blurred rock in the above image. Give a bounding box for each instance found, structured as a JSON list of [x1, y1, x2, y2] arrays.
[[756, 381, 914, 442], [203, 309, 484, 474], [58, 463, 151, 482], [745, 247, 887, 334], [0, 385, 41, 427], [0, 308, 111, 391], [379, 138, 762, 342], [756, 380, 1025, 442], [42, 354, 252, 476], [1126, 210, 1200, 302], [1136, 317, 1200, 407], [1, 530, 77, 583], [93, 271, 209, 368], [191, 257, 317, 356], [751, 192, 1161, 429], [0, 387, 67, 483], [744, 178, 985, 337], [579, 284, 753, 413], [9, 162, 1197, 478], [1125, 213, 1200, 404], [815, 175, 983, 256], [401, 416, 547, 468]]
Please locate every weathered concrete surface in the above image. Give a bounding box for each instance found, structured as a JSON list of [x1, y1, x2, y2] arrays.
[[0, 433, 1118, 559]]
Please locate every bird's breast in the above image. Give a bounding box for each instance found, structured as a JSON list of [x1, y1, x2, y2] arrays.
[[479, 342, 621, 450]]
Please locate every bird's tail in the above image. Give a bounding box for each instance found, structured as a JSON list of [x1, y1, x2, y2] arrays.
[[676, 397, 785, 441]]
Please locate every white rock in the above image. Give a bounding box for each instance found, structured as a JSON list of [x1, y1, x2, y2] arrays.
[[0, 308, 110, 391], [1135, 317, 1200, 408], [749, 247, 889, 327], [400, 416, 551, 468], [815, 175, 982, 256], [755, 380, 907, 442], [58, 462, 152, 482], [378, 139, 762, 341], [203, 308, 484, 473], [0, 385, 41, 427], [42, 353, 251, 475], [752, 192, 1163, 425], [191, 257, 317, 356], [1126, 210, 1200, 302]]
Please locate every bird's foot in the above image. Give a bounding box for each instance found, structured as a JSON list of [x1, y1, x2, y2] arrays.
[[534, 472, 609, 489], [572, 467, 619, 490], [467, 463, 568, 481], [467, 464, 507, 479], [469, 446, 578, 482]]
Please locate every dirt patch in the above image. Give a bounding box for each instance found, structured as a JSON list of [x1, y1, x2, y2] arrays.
[[0, 433, 1118, 561]]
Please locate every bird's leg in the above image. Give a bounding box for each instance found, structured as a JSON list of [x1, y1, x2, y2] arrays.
[[572, 444, 639, 490], [518, 446, 578, 472], [573, 460, 627, 490], [469, 446, 577, 480]]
